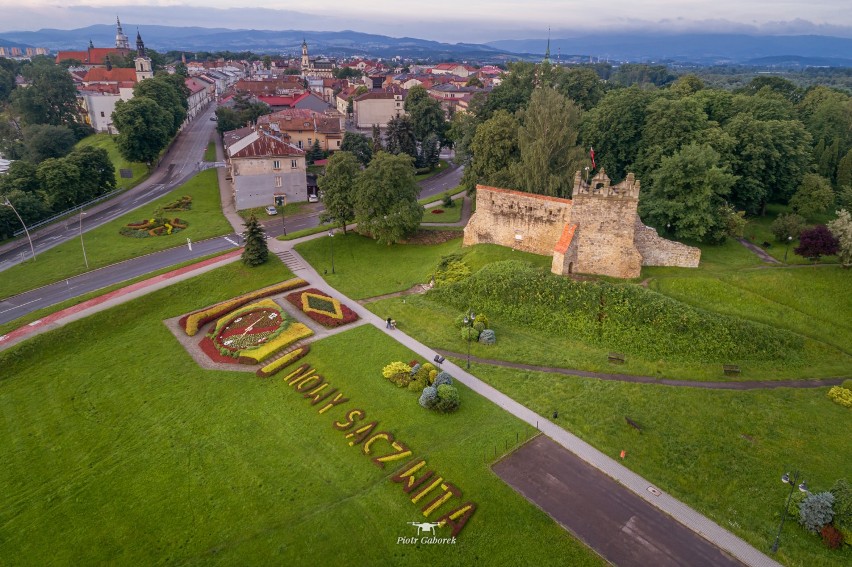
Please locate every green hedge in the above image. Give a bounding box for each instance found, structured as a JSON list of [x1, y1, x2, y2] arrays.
[[428, 261, 805, 363]]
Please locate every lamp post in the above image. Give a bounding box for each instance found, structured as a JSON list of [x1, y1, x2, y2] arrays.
[[462, 310, 475, 370], [79, 208, 89, 269], [770, 471, 808, 553], [2, 197, 36, 261], [328, 228, 335, 274], [784, 235, 793, 262]]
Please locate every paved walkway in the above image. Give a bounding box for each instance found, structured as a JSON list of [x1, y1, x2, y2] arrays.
[[736, 238, 782, 264], [0, 233, 784, 567]]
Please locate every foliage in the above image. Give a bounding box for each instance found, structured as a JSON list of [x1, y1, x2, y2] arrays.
[[384, 115, 418, 160], [404, 85, 447, 145], [36, 157, 80, 211], [112, 96, 172, 164], [827, 386, 852, 409], [119, 216, 187, 237], [418, 385, 438, 409], [479, 329, 496, 345], [555, 67, 605, 111], [794, 225, 839, 261], [461, 326, 480, 342], [285, 288, 360, 328], [830, 479, 852, 534], [435, 384, 461, 413], [827, 209, 852, 267], [419, 133, 441, 170], [133, 75, 188, 137], [340, 132, 372, 166], [11, 62, 80, 126], [429, 261, 806, 363], [770, 213, 806, 242], [820, 524, 844, 549], [799, 492, 835, 534], [21, 124, 76, 163], [353, 152, 422, 245], [462, 110, 519, 190], [382, 361, 413, 387], [434, 255, 471, 286], [434, 371, 453, 388], [237, 322, 313, 364], [790, 174, 837, 219], [241, 214, 269, 266], [479, 61, 536, 119], [318, 151, 359, 233]]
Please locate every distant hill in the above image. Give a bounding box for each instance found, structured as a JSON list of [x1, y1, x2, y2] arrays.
[[0, 37, 32, 49], [487, 33, 852, 66]]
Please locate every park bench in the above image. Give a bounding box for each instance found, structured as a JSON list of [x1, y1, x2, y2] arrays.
[[625, 417, 642, 433], [608, 352, 626, 364], [723, 364, 741, 376]]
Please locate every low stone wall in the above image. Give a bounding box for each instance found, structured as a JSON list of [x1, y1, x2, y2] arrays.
[[634, 220, 701, 267]]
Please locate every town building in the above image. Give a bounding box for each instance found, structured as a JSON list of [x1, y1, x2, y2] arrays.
[[300, 40, 335, 79], [257, 108, 344, 152], [353, 87, 406, 129]]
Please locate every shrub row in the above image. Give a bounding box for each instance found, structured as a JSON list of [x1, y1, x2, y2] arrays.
[[428, 261, 804, 363], [237, 322, 313, 364], [381, 360, 460, 413], [180, 277, 308, 336], [256, 345, 311, 377]]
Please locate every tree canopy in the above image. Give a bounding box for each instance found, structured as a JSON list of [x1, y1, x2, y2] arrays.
[[353, 152, 423, 245], [112, 97, 172, 164], [318, 151, 360, 233]]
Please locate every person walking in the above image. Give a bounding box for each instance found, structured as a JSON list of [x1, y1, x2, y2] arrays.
[[386, 317, 392, 329]]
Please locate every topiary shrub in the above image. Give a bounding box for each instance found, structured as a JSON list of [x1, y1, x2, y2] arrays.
[[409, 363, 422, 376], [828, 386, 852, 408], [434, 371, 453, 388], [382, 361, 412, 387], [820, 524, 845, 549], [435, 384, 460, 413], [787, 490, 807, 518], [479, 329, 496, 345], [428, 369, 438, 384], [830, 479, 852, 542], [461, 326, 479, 342], [474, 313, 489, 329], [419, 386, 438, 409], [843, 379, 852, 391], [799, 492, 835, 534]]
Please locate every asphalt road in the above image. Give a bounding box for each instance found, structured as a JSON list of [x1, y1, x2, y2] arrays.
[[493, 435, 745, 567], [0, 104, 219, 272]]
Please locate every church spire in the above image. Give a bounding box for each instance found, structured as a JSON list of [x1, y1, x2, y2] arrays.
[[543, 28, 551, 63], [136, 29, 145, 57], [115, 16, 130, 50]]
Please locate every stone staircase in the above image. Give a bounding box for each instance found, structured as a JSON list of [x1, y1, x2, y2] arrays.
[[275, 250, 305, 271]]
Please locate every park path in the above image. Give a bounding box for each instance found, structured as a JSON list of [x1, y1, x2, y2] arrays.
[[736, 238, 782, 264], [1, 234, 786, 567]]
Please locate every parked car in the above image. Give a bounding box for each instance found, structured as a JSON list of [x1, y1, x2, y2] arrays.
[[209, 116, 217, 121], [265, 205, 278, 215], [308, 194, 319, 203]]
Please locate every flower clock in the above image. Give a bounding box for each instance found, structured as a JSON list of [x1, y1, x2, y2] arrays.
[[206, 299, 294, 361]]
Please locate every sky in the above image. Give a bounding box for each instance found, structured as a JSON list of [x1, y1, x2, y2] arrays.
[[1, 1, 851, 41]]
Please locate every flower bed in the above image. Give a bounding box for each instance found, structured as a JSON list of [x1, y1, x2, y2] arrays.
[[285, 288, 359, 328], [238, 323, 314, 364], [180, 278, 308, 336], [210, 300, 287, 356], [256, 345, 311, 377], [120, 217, 188, 238], [163, 195, 192, 211]]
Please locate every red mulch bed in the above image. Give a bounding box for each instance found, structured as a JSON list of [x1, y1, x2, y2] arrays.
[[285, 288, 359, 328], [199, 336, 241, 364], [430, 209, 444, 214]]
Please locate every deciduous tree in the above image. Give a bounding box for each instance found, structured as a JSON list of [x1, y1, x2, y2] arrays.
[[318, 151, 360, 233], [21, 124, 76, 163], [827, 209, 852, 268], [353, 152, 422, 244], [11, 63, 79, 126], [112, 96, 172, 164], [789, 173, 836, 220], [36, 157, 80, 211], [795, 225, 839, 261], [462, 110, 519, 190], [340, 132, 372, 166]]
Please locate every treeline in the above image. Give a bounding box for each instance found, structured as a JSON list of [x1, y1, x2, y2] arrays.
[[450, 61, 852, 243]]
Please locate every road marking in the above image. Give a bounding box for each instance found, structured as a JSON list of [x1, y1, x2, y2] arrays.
[[0, 298, 40, 314], [224, 237, 239, 246], [27, 319, 42, 326]]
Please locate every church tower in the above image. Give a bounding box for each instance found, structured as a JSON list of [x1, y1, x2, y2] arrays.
[[301, 38, 310, 76], [134, 30, 153, 82], [115, 17, 130, 50]]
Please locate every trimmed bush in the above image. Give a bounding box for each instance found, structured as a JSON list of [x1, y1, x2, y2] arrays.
[[434, 371, 453, 388], [409, 363, 422, 376], [820, 524, 844, 549], [419, 386, 438, 409], [830, 479, 852, 540], [843, 379, 852, 391], [428, 369, 438, 384], [382, 361, 412, 387], [435, 384, 460, 413], [408, 373, 428, 392], [787, 490, 808, 518], [828, 386, 852, 408], [799, 492, 835, 534], [479, 329, 496, 345], [461, 326, 479, 342]]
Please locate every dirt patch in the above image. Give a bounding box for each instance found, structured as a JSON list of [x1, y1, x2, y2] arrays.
[[401, 230, 462, 245]]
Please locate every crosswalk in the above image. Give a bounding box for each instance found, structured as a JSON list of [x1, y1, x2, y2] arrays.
[[275, 250, 305, 271]]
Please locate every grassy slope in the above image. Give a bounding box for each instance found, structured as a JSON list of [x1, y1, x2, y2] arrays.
[[469, 364, 851, 567], [423, 202, 463, 224], [0, 169, 232, 299], [76, 134, 147, 190], [743, 204, 839, 265], [0, 261, 600, 566]]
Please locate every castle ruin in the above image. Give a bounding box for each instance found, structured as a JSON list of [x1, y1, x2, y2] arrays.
[[462, 170, 700, 279]]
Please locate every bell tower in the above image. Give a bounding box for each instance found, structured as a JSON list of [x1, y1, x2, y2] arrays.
[[134, 30, 153, 82], [115, 16, 130, 50], [301, 38, 310, 76]]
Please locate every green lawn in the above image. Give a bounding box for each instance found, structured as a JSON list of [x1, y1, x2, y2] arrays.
[[76, 133, 147, 190], [239, 201, 315, 221], [203, 141, 216, 162], [743, 204, 839, 265], [469, 363, 852, 567], [414, 159, 449, 181], [0, 261, 601, 566], [423, 202, 463, 224], [0, 169, 232, 299]]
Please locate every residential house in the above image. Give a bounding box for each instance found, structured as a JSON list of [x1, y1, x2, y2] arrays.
[[223, 127, 307, 210], [353, 87, 406, 129], [184, 77, 213, 121], [430, 63, 477, 77], [257, 108, 345, 153]]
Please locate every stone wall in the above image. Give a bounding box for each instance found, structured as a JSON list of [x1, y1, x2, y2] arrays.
[[634, 220, 701, 267], [463, 185, 572, 256]]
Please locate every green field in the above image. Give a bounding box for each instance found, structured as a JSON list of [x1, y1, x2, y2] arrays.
[[468, 364, 851, 567], [742, 204, 839, 265], [203, 141, 216, 162], [0, 261, 600, 566], [423, 201, 463, 224], [76, 134, 147, 190], [0, 169, 232, 299]]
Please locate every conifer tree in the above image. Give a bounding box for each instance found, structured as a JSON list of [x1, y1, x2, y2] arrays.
[[241, 214, 268, 266]]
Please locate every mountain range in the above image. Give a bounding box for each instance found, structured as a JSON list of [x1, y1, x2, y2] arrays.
[[2, 25, 852, 67]]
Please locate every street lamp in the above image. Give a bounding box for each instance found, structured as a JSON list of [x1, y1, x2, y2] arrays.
[[79, 208, 89, 269], [328, 229, 335, 274], [2, 196, 36, 261], [462, 310, 475, 370], [770, 471, 808, 553], [784, 235, 793, 262]]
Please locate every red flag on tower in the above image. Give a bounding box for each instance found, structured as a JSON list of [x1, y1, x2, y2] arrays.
[[590, 147, 596, 169]]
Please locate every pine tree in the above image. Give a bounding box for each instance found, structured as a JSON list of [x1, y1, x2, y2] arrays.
[[241, 214, 268, 266]]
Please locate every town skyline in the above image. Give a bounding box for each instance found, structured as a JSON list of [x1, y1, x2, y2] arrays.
[[1, 1, 851, 43]]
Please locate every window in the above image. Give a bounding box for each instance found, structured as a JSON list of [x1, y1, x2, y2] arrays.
[[336, 140, 341, 147], [273, 160, 280, 169], [297, 141, 303, 149], [291, 160, 298, 168], [100, 111, 105, 117], [307, 138, 312, 147], [275, 176, 282, 188]]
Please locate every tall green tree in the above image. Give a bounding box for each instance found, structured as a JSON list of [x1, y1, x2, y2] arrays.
[[112, 97, 172, 164], [384, 115, 417, 160], [340, 132, 372, 166], [318, 151, 360, 233], [555, 67, 605, 110], [21, 124, 76, 163], [66, 145, 116, 201], [11, 63, 79, 126], [462, 110, 519, 190], [827, 209, 852, 268], [404, 85, 447, 144], [446, 109, 480, 168], [0, 58, 16, 103], [241, 215, 268, 266], [509, 87, 584, 198], [640, 143, 737, 243], [353, 152, 423, 245], [36, 157, 81, 211], [789, 174, 836, 220], [134, 75, 187, 136], [371, 124, 383, 154], [479, 61, 536, 119], [420, 133, 441, 171]]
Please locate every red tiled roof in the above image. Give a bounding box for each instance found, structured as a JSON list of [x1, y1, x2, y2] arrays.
[[230, 131, 305, 159], [554, 224, 578, 254], [56, 47, 130, 65], [83, 67, 138, 84], [258, 108, 343, 135], [184, 78, 207, 94], [56, 50, 88, 63]]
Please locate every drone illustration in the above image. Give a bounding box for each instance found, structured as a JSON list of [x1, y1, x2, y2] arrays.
[[408, 521, 442, 535]]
